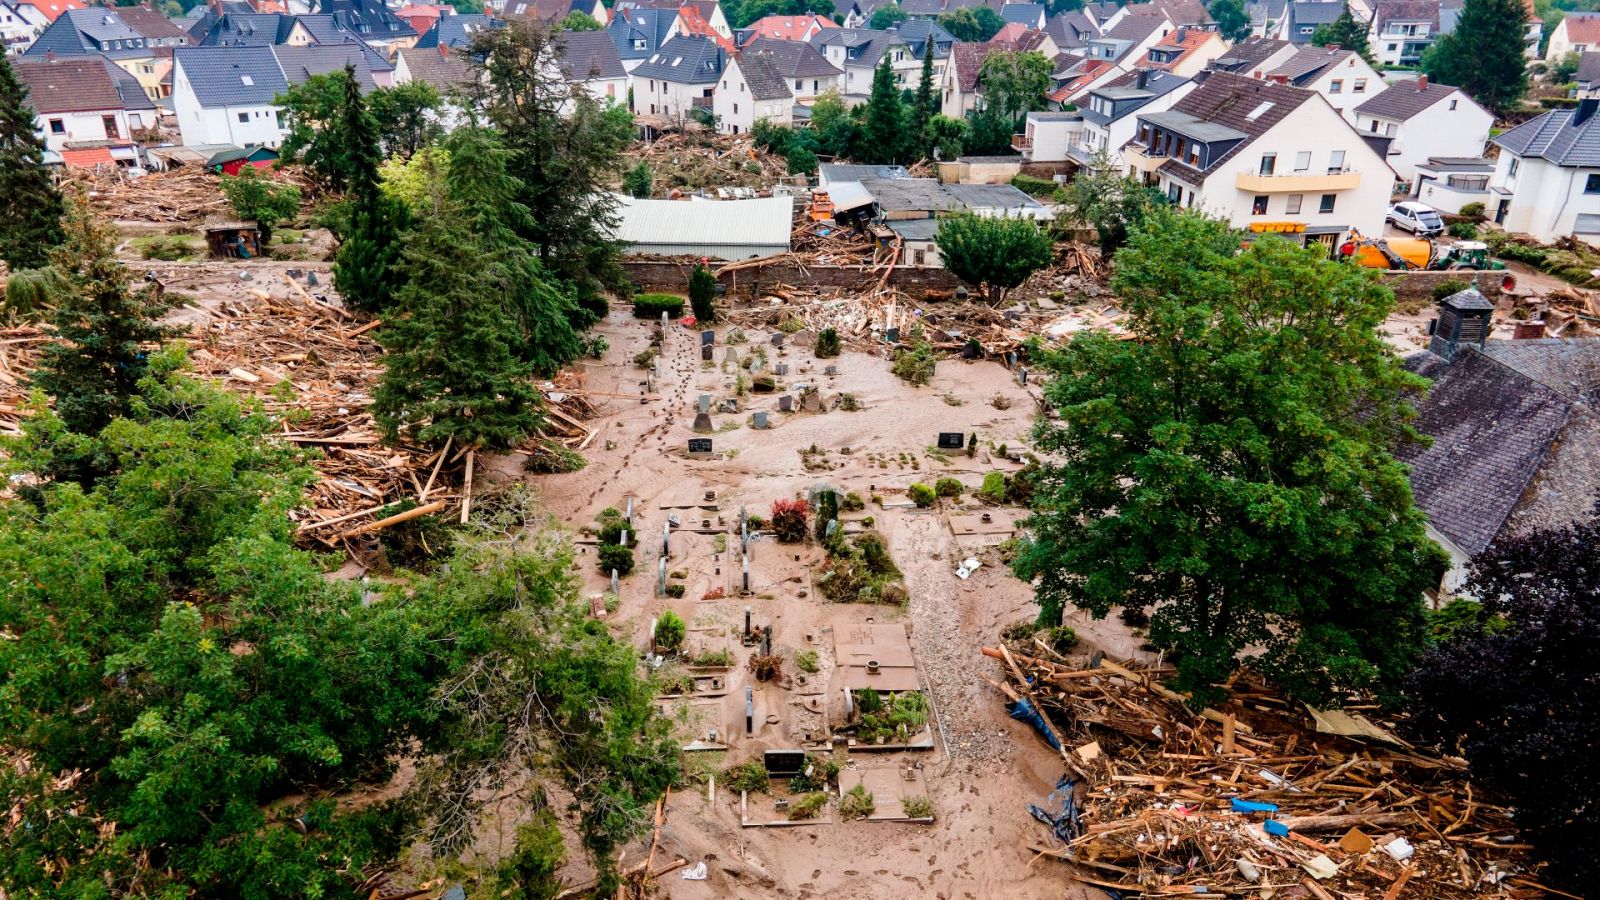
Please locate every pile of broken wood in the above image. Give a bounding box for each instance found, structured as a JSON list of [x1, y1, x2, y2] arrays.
[[0, 326, 47, 437], [77, 165, 320, 225], [623, 132, 791, 193], [983, 644, 1555, 899]]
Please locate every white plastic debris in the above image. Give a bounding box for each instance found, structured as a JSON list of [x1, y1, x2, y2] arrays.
[[1384, 836, 1415, 861], [955, 558, 982, 579], [1235, 859, 1260, 882], [681, 861, 708, 880]]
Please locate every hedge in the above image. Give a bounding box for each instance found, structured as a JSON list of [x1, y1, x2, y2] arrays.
[[633, 293, 686, 318]]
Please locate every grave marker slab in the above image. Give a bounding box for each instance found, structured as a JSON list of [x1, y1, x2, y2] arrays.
[[701, 329, 715, 346], [885, 326, 901, 344], [697, 394, 711, 413], [751, 411, 770, 429], [687, 437, 715, 457], [770, 333, 784, 347], [692, 412, 714, 433], [778, 395, 794, 412], [701, 345, 713, 361], [937, 432, 966, 450], [824, 364, 839, 376], [775, 362, 789, 376]]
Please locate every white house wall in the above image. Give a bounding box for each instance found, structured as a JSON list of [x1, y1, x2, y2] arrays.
[[34, 108, 142, 150], [1299, 54, 1382, 115], [1492, 151, 1600, 245], [173, 60, 286, 148], [1352, 92, 1492, 184]]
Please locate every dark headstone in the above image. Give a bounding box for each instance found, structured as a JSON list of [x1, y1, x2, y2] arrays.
[[824, 364, 839, 376], [775, 362, 789, 376], [701, 345, 714, 361], [771, 333, 785, 347], [692, 412, 714, 433], [937, 432, 966, 450], [688, 437, 714, 454], [764, 749, 807, 777], [306, 271, 318, 286], [885, 326, 901, 344], [702, 329, 716, 346], [752, 411, 770, 429], [778, 395, 794, 412]]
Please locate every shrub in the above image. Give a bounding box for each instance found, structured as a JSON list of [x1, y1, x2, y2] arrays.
[[771, 497, 810, 543], [597, 542, 634, 577], [979, 471, 1007, 502], [664, 583, 685, 598], [1010, 173, 1059, 198], [2, 266, 70, 324], [1447, 220, 1479, 240], [693, 648, 734, 667], [815, 327, 841, 358], [788, 791, 828, 820], [597, 520, 634, 546], [1118, 606, 1151, 628], [688, 264, 717, 322], [795, 649, 820, 672], [841, 491, 865, 511], [902, 795, 934, 819], [1458, 201, 1486, 221], [855, 532, 899, 579], [748, 652, 783, 681], [891, 341, 937, 386], [787, 754, 838, 792], [857, 687, 882, 714], [934, 476, 963, 498], [907, 483, 936, 508], [655, 610, 686, 651], [1047, 626, 1078, 653], [632, 293, 685, 319], [839, 784, 875, 820], [140, 235, 192, 261], [1431, 279, 1471, 302], [633, 348, 658, 368], [722, 759, 770, 793]]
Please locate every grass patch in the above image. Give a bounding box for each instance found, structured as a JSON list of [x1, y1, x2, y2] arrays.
[[722, 759, 769, 794], [788, 792, 828, 820], [839, 784, 875, 820]]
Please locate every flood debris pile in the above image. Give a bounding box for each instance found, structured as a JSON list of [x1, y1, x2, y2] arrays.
[[986, 646, 1548, 899]]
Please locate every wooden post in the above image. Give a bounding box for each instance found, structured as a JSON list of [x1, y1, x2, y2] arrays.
[[459, 449, 475, 525], [419, 435, 451, 503], [340, 499, 446, 538]]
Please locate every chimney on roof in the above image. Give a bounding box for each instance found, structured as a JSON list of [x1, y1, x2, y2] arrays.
[[1428, 286, 1493, 361], [1176, 24, 1186, 41], [1575, 97, 1600, 127], [1416, 73, 1427, 90], [1326, 42, 1340, 50], [1135, 67, 1149, 88]]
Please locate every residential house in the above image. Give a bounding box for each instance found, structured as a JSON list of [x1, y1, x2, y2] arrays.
[[1578, 51, 1600, 99], [1368, 0, 1438, 66], [1135, 24, 1227, 76], [1402, 299, 1600, 593], [413, 12, 497, 50], [394, 3, 450, 35], [614, 0, 730, 40], [607, 6, 679, 72], [941, 41, 990, 117], [14, 55, 156, 153], [393, 45, 474, 128], [172, 43, 380, 147], [1123, 71, 1393, 248], [1262, 46, 1382, 114], [1243, 0, 1288, 38], [557, 28, 628, 104], [1412, 156, 1493, 213], [1487, 99, 1600, 244], [1207, 35, 1298, 76], [1000, 2, 1046, 29], [990, 21, 1058, 57], [629, 33, 725, 119], [1043, 10, 1099, 52], [1285, 0, 1343, 44], [24, 8, 161, 63], [1055, 14, 1170, 104], [108, 4, 194, 98], [1015, 107, 1086, 163], [714, 48, 791, 132], [1070, 67, 1194, 168], [1081, 0, 1123, 31], [194, 10, 395, 83], [871, 179, 1051, 266], [737, 12, 833, 45], [1545, 9, 1600, 60], [318, 0, 415, 48], [811, 22, 954, 103], [1348, 76, 1490, 183], [502, 0, 607, 27], [2, 0, 48, 55], [739, 37, 843, 103]]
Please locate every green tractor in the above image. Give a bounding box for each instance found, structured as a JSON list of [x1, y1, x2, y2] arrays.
[[1430, 241, 1507, 272]]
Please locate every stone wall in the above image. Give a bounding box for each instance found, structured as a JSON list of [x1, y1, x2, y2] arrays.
[[620, 257, 965, 298], [1379, 269, 1510, 304]]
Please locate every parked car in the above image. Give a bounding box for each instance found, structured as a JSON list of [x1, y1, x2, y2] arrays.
[[1387, 201, 1445, 236]]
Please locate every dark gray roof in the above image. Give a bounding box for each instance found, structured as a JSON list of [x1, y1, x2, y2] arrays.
[[820, 162, 910, 181], [1045, 11, 1098, 48], [23, 8, 152, 60], [1103, 14, 1164, 43], [1001, 2, 1045, 25], [273, 44, 379, 88], [631, 34, 725, 83], [1493, 106, 1600, 168], [1371, 0, 1439, 29], [1577, 50, 1600, 86], [735, 49, 793, 100], [1267, 45, 1350, 82], [1402, 338, 1600, 555], [196, 12, 295, 46], [741, 37, 844, 77], [1151, 71, 1314, 179], [174, 45, 289, 107], [395, 47, 476, 89], [557, 29, 626, 80], [811, 20, 954, 68], [942, 182, 1046, 211], [608, 6, 676, 60], [1355, 79, 1465, 121], [415, 13, 499, 49], [1417, 156, 1493, 171], [1288, 0, 1343, 41], [1209, 36, 1291, 72], [319, 0, 416, 41]]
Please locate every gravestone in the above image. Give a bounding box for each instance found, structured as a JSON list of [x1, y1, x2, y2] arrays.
[[778, 395, 794, 413], [306, 271, 319, 287], [692, 412, 714, 433], [610, 569, 619, 594], [1005, 310, 1021, 322], [625, 497, 634, 524], [657, 557, 668, 596], [1006, 351, 1018, 369], [688, 437, 715, 459], [751, 411, 770, 429], [724, 347, 739, 364], [771, 333, 784, 347], [661, 311, 669, 327], [749, 356, 763, 373], [701, 345, 713, 361], [697, 394, 711, 413], [800, 391, 823, 413], [764, 749, 807, 778], [885, 326, 901, 344], [937, 432, 966, 450], [775, 362, 789, 376], [719, 398, 740, 413], [701, 329, 715, 346], [1018, 366, 1029, 386], [824, 364, 839, 376]]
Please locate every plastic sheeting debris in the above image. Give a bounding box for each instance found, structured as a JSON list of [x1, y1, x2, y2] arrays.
[[1008, 696, 1060, 750], [1028, 776, 1080, 842]]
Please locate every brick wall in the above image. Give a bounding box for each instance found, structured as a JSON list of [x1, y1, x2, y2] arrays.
[[621, 257, 965, 298]]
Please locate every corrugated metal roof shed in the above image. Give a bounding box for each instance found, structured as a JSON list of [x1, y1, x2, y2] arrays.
[[610, 194, 794, 260]]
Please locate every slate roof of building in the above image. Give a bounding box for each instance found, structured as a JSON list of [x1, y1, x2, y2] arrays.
[[1210, 36, 1291, 72], [1001, 2, 1045, 25], [24, 8, 149, 59], [1152, 70, 1313, 180], [1355, 78, 1463, 121], [14, 56, 158, 113], [322, 0, 415, 40], [114, 4, 193, 43], [1493, 106, 1600, 167], [174, 45, 289, 106], [558, 29, 626, 80], [1081, 68, 1188, 123], [1576, 50, 1600, 85], [812, 21, 955, 67], [1102, 14, 1165, 44], [608, 6, 676, 60], [1371, 0, 1439, 28], [735, 49, 793, 99], [1401, 336, 1600, 555], [1125, 0, 1211, 24], [1044, 10, 1098, 48], [273, 44, 379, 87], [1561, 11, 1600, 46], [1266, 45, 1350, 81], [396, 46, 476, 88], [740, 37, 842, 77], [414, 12, 498, 48], [631, 33, 725, 83], [194, 11, 293, 45], [1287, 0, 1343, 41]]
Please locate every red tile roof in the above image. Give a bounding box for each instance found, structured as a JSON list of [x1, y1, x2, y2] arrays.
[[742, 13, 833, 43], [1563, 12, 1600, 46], [60, 146, 115, 167], [23, 0, 85, 23], [676, 4, 734, 51]]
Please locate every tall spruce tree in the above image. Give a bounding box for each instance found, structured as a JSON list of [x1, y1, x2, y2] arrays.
[[0, 54, 65, 271], [373, 207, 540, 450], [912, 40, 937, 158], [28, 195, 173, 486], [333, 66, 407, 314], [1423, 0, 1528, 115], [1309, 3, 1372, 60], [862, 56, 906, 164]]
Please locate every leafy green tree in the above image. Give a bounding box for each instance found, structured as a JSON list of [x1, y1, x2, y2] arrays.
[[1210, 0, 1252, 42], [469, 19, 636, 326], [809, 88, 857, 157], [275, 71, 352, 190], [368, 80, 443, 158], [861, 56, 907, 163], [561, 8, 602, 29], [334, 66, 410, 314], [1061, 149, 1169, 255], [219, 165, 301, 246], [1309, 3, 1373, 61], [925, 113, 969, 160], [977, 49, 1051, 126], [1014, 209, 1446, 706], [379, 144, 452, 213], [623, 160, 653, 197], [689, 263, 717, 322], [1552, 50, 1581, 82], [1423, 0, 1530, 114], [935, 212, 1053, 303], [870, 0, 907, 28], [938, 6, 1004, 41], [27, 196, 173, 487], [0, 53, 65, 270], [786, 142, 819, 174]]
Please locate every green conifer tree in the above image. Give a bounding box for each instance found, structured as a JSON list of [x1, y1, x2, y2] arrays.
[[688, 263, 716, 322], [333, 66, 408, 313], [0, 54, 65, 271], [1423, 0, 1529, 115], [373, 211, 540, 450], [912, 40, 937, 158], [862, 57, 906, 164]]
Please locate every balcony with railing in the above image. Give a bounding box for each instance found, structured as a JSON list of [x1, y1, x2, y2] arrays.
[[1011, 132, 1032, 151], [1236, 167, 1361, 192]]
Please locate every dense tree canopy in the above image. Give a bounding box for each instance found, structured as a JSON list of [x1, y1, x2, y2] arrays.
[[935, 213, 1054, 303], [721, 0, 835, 29], [1014, 209, 1446, 705], [1210, 0, 1252, 42], [938, 6, 1004, 41], [1424, 0, 1530, 114], [1060, 150, 1170, 255], [334, 66, 410, 314], [0, 53, 64, 271], [1405, 523, 1600, 891], [220, 165, 302, 246], [1309, 4, 1372, 60]]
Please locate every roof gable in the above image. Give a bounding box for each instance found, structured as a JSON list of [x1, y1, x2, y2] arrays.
[[631, 33, 725, 82], [174, 45, 289, 107], [14, 56, 158, 113], [557, 29, 627, 80]]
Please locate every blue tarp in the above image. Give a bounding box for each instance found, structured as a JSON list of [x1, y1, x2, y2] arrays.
[[1230, 798, 1279, 815], [1027, 776, 1080, 842], [1008, 696, 1061, 750]]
